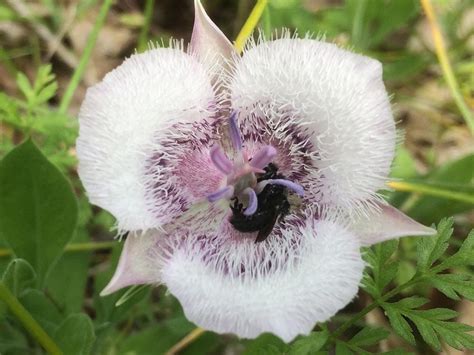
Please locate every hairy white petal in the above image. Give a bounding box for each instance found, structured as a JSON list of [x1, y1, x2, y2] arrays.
[[190, 0, 235, 75], [77, 48, 217, 232], [352, 202, 436, 246], [229, 36, 396, 216], [161, 219, 364, 342], [101, 231, 162, 296]]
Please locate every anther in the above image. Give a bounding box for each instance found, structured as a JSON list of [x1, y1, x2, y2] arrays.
[[242, 187, 258, 216], [207, 186, 234, 202], [210, 145, 233, 175], [258, 179, 304, 196], [250, 145, 277, 169]]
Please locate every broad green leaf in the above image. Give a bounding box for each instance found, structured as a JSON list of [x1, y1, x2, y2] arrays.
[[289, 329, 329, 354], [0, 139, 78, 286], [406, 154, 474, 224], [54, 313, 95, 355], [416, 218, 452, 272], [2, 259, 36, 297], [19, 289, 63, 335], [45, 229, 91, 313]]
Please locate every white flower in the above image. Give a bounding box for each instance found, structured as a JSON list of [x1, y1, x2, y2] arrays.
[[76, 0, 435, 342]]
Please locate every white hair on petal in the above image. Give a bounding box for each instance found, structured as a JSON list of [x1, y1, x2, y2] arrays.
[[159, 218, 364, 342], [77, 47, 221, 233], [227, 33, 396, 218]]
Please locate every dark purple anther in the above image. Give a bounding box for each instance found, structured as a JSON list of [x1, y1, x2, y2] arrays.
[[229, 112, 243, 151]]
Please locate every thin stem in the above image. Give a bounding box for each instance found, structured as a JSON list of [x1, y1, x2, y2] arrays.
[[138, 0, 155, 52], [420, 0, 474, 134], [234, 0, 268, 53], [165, 327, 206, 355], [387, 181, 474, 204], [0, 281, 62, 355], [58, 0, 114, 114], [0, 241, 115, 258]]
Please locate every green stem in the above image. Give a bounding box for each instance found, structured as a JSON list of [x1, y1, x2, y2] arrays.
[[388, 181, 474, 205], [58, 0, 114, 114], [0, 281, 62, 355], [234, 0, 268, 53], [0, 241, 115, 258], [331, 277, 421, 338], [138, 0, 155, 52], [420, 0, 474, 134]]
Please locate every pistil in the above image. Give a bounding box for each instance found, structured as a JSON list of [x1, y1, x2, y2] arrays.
[[206, 112, 304, 217]]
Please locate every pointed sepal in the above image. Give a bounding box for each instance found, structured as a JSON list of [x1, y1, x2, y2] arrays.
[[100, 231, 160, 296], [353, 202, 436, 246], [190, 0, 235, 73]]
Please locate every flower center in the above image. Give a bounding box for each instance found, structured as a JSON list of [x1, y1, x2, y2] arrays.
[[207, 113, 304, 242]]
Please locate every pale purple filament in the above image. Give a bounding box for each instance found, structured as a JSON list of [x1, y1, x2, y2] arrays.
[[266, 179, 305, 196], [243, 187, 258, 216], [229, 112, 243, 151], [250, 145, 277, 169], [210, 145, 233, 174], [207, 186, 234, 202]]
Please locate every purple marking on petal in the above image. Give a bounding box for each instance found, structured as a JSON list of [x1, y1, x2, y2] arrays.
[[210, 145, 233, 174], [208, 186, 233, 202], [229, 112, 243, 151], [243, 187, 258, 216], [250, 145, 277, 169], [267, 179, 305, 196]]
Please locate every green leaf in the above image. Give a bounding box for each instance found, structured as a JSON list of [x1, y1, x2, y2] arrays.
[[0, 139, 79, 286], [406, 154, 474, 224], [289, 329, 329, 354], [54, 313, 95, 355], [383, 298, 474, 351], [383, 303, 417, 345], [115, 284, 149, 307], [18, 289, 63, 336], [438, 229, 474, 269], [416, 218, 452, 272], [16, 72, 34, 103], [348, 326, 390, 347], [243, 333, 287, 355], [335, 341, 354, 355], [2, 259, 37, 297], [362, 240, 399, 297], [428, 274, 474, 301]]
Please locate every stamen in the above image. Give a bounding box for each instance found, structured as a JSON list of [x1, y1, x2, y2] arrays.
[[229, 112, 243, 151], [210, 145, 233, 174], [249, 145, 277, 169], [242, 187, 258, 216], [258, 179, 305, 196], [207, 186, 234, 202]]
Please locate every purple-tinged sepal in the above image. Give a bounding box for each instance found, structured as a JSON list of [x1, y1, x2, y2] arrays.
[[100, 231, 161, 296], [352, 202, 436, 246], [190, 0, 235, 74]]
